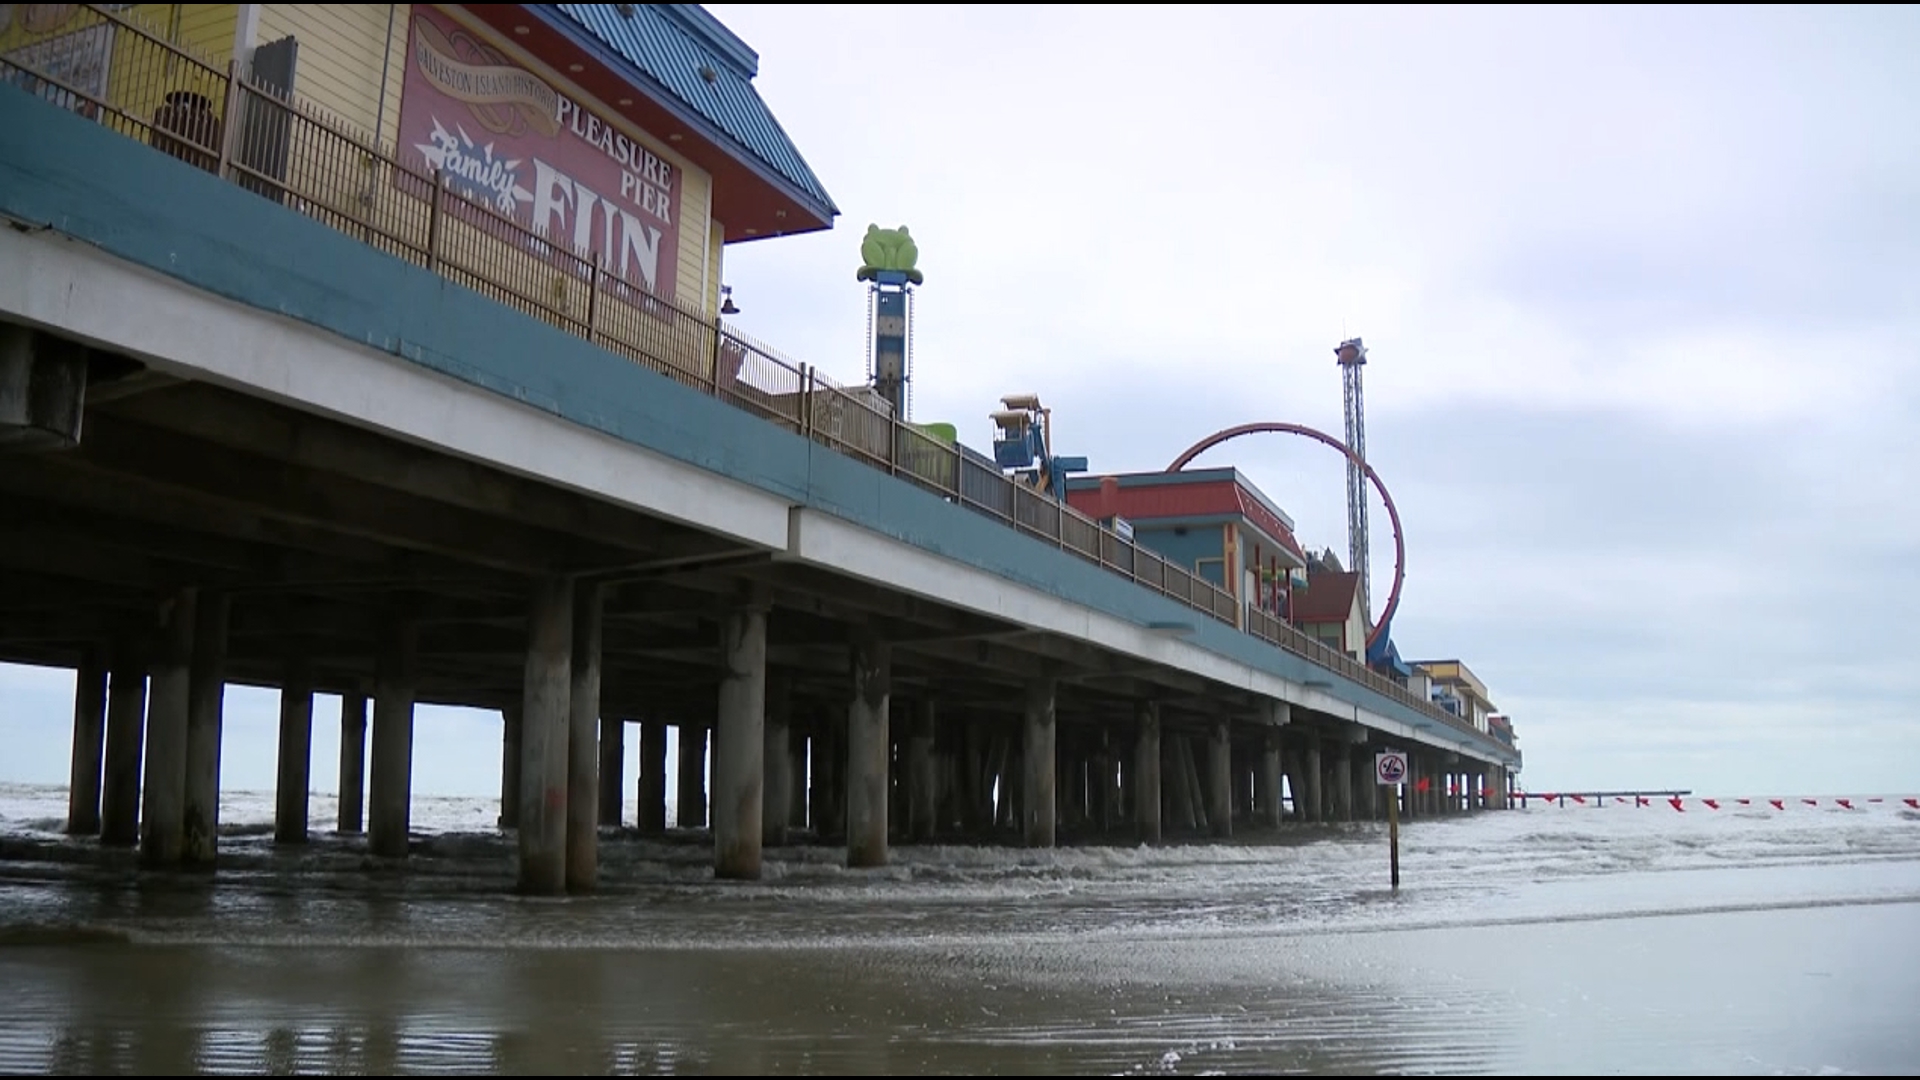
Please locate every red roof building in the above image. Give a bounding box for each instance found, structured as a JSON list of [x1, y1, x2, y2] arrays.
[[1065, 468, 1307, 618], [1289, 569, 1368, 660]]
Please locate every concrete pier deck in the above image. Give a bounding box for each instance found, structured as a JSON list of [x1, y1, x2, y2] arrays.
[[0, 81, 1517, 891]]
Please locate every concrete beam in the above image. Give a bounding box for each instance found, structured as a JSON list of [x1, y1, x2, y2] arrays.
[[115, 383, 734, 565], [71, 413, 636, 574], [0, 495, 425, 587], [894, 632, 1217, 705], [81, 365, 182, 406], [0, 530, 212, 593], [0, 462, 516, 589], [737, 562, 1014, 638], [0, 323, 85, 449], [0, 572, 155, 616], [0, 224, 795, 560]]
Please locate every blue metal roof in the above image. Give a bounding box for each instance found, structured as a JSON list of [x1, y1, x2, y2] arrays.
[[545, 4, 838, 219]]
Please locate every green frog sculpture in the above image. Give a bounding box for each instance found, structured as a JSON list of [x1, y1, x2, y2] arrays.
[[855, 225, 924, 285]]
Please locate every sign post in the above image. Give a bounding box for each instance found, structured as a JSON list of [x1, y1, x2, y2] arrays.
[[1376, 751, 1408, 890]]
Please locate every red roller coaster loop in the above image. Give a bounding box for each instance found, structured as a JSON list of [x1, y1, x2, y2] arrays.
[[1167, 422, 1404, 650]]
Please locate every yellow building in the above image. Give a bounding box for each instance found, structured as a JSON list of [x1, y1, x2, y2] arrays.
[[0, 3, 837, 324], [1410, 659, 1498, 732]]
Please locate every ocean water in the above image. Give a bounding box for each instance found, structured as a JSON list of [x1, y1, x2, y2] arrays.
[[1, 781, 1917, 1075]]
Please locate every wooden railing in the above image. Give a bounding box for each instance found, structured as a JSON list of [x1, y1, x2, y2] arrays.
[[1, 5, 1508, 759]]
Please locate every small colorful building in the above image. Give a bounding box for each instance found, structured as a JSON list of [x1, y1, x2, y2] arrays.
[[1409, 659, 1499, 732], [1064, 468, 1308, 622]]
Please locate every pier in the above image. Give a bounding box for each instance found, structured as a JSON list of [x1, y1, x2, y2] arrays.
[[1518, 790, 1692, 808], [0, 4, 1520, 895]]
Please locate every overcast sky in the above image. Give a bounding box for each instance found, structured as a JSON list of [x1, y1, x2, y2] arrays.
[[705, 2, 1920, 798], [3, 4, 1916, 803]]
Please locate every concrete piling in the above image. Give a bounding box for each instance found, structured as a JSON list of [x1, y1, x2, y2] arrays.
[[597, 717, 624, 828], [1333, 741, 1353, 822], [566, 580, 603, 893], [183, 593, 226, 864], [99, 637, 147, 847], [788, 724, 808, 832], [368, 621, 417, 859], [955, 720, 984, 833], [499, 706, 522, 830], [1096, 729, 1119, 833], [65, 646, 108, 837], [988, 730, 1012, 831], [1178, 735, 1206, 833], [713, 596, 767, 881], [1022, 677, 1056, 849], [810, 715, 842, 841], [1207, 717, 1232, 839], [1158, 734, 1181, 831], [1261, 729, 1284, 828], [273, 658, 314, 846], [1352, 747, 1376, 820], [140, 588, 195, 866], [908, 698, 937, 843], [517, 575, 573, 895], [763, 675, 793, 847], [336, 692, 367, 835], [676, 724, 708, 829], [638, 719, 668, 833], [1133, 701, 1161, 843], [1304, 735, 1324, 824], [846, 628, 890, 868]]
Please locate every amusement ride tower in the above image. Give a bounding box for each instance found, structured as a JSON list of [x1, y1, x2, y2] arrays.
[[857, 225, 924, 420], [1336, 337, 1370, 619]]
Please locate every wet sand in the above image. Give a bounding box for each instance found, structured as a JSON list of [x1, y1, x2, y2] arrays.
[[2, 900, 1916, 1075], [3, 789, 1919, 1074]]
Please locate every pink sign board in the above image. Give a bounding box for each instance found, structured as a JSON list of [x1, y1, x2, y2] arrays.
[[396, 6, 682, 301]]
